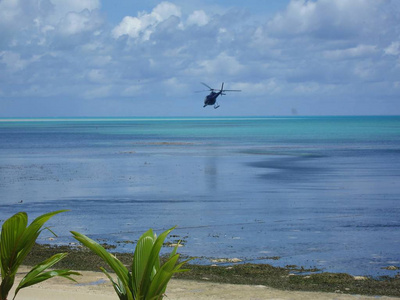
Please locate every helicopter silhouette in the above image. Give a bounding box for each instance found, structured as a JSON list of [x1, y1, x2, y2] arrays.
[[198, 82, 241, 109]]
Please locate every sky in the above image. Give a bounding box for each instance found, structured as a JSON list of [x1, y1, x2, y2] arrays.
[[0, 0, 400, 117]]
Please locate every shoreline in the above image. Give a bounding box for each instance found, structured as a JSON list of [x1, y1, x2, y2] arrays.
[[12, 268, 400, 300], [23, 243, 400, 298]]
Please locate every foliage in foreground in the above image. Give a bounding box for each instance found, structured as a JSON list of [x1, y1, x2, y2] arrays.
[[0, 210, 80, 300], [72, 227, 190, 300]]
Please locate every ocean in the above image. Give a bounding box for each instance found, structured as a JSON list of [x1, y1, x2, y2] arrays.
[[0, 116, 399, 277]]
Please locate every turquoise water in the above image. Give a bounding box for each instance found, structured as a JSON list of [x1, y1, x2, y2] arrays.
[[1, 116, 400, 277]]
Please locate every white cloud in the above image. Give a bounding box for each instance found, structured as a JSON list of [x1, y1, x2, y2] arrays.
[[87, 69, 107, 83], [323, 45, 378, 60], [187, 10, 209, 26], [384, 42, 400, 56], [57, 9, 102, 36], [112, 16, 142, 39], [121, 84, 143, 97], [268, 0, 318, 35], [267, 0, 388, 40], [52, 0, 100, 12], [0, 51, 42, 72], [0, 0, 22, 24], [163, 77, 189, 96], [0, 51, 27, 72], [198, 53, 244, 77], [83, 85, 112, 99], [50, 0, 100, 21], [152, 1, 181, 21], [112, 1, 181, 40]]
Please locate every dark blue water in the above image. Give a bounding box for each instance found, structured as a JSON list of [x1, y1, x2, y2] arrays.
[[1, 116, 399, 277]]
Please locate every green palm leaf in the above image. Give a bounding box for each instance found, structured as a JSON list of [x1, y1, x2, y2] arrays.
[[136, 227, 175, 297], [14, 252, 80, 297], [13, 211, 68, 275], [73, 226, 190, 300], [101, 267, 129, 300], [133, 229, 155, 295], [0, 212, 28, 299], [71, 231, 133, 300], [146, 254, 180, 299], [0, 210, 79, 300]]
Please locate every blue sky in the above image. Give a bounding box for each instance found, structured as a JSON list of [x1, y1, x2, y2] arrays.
[[1, 0, 399, 117]]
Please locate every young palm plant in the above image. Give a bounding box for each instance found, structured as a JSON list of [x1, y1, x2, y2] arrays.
[[71, 226, 190, 300], [0, 210, 80, 300]]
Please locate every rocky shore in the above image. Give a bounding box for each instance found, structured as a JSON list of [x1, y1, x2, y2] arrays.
[[23, 243, 400, 298]]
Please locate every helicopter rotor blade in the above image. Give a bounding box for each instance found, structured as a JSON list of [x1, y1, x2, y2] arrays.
[[201, 82, 214, 90]]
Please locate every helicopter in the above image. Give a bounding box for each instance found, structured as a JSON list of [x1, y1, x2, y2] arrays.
[[198, 82, 241, 109]]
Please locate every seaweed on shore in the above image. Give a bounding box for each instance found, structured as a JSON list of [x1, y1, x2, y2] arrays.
[[25, 244, 400, 298]]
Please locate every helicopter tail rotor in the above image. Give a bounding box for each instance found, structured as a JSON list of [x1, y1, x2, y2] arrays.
[[220, 83, 225, 96]]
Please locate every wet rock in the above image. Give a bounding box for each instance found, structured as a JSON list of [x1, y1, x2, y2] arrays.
[[211, 258, 242, 263], [382, 265, 399, 270]]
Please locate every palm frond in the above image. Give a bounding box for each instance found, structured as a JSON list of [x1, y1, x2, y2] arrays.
[[133, 229, 155, 294], [0, 210, 76, 300], [14, 252, 80, 296], [137, 227, 175, 296], [14, 210, 68, 274], [100, 267, 128, 300], [71, 231, 133, 300], [146, 254, 180, 299], [73, 226, 189, 300]]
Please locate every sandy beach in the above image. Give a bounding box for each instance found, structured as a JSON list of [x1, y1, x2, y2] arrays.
[[10, 268, 399, 300]]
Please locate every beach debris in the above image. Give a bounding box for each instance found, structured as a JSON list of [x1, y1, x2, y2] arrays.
[[353, 276, 368, 281], [210, 258, 242, 263], [167, 243, 183, 248], [254, 285, 267, 289], [382, 265, 399, 270]]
